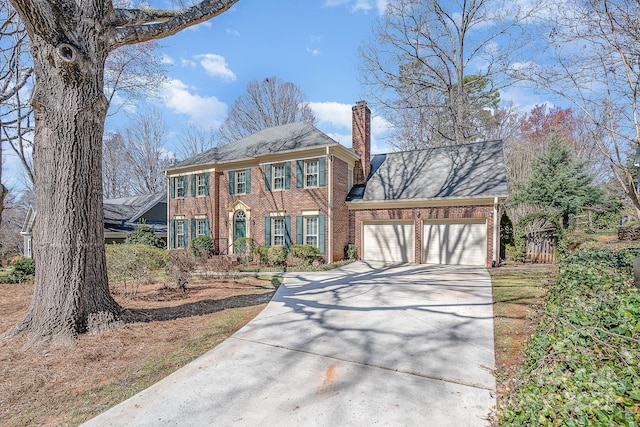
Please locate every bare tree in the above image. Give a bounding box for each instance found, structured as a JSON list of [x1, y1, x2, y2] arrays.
[[0, 0, 34, 223], [3, 0, 239, 343], [522, 0, 640, 218], [176, 125, 216, 161], [102, 131, 132, 199], [123, 108, 172, 194], [218, 76, 316, 145], [359, 0, 539, 147]]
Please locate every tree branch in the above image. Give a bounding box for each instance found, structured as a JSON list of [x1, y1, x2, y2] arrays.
[[110, 7, 187, 27], [109, 0, 238, 49]]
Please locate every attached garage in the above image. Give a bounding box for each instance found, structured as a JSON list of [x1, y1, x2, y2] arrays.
[[422, 220, 487, 266], [363, 221, 415, 263]]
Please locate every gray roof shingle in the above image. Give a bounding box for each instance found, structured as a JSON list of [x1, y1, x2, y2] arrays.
[[348, 140, 508, 202], [103, 192, 166, 223], [172, 122, 340, 169]]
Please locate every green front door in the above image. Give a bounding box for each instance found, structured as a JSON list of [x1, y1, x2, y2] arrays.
[[233, 211, 246, 241]]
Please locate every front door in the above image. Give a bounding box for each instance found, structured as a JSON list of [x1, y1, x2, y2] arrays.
[[233, 210, 246, 249]]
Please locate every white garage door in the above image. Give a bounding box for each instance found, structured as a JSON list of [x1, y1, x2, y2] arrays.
[[423, 221, 486, 266], [363, 222, 415, 263]]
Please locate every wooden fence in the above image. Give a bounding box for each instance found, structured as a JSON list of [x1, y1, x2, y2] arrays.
[[525, 229, 557, 264]]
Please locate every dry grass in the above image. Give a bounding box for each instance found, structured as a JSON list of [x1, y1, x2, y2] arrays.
[[0, 275, 278, 426], [489, 263, 556, 416]]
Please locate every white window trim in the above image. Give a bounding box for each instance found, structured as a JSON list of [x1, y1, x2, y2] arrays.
[[304, 216, 319, 247], [305, 159, 319, 188], [272, 217, 285, 246], [176, 220, 186, 248], [176, 178, 185, 198], [196, 174, 206, 196], [196, 218, 207, 237], [273, 164, 285, 191], [236, 170, 247, 194]]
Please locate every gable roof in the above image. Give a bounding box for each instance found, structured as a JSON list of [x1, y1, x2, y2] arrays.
[[348, 140, 508, 202], [172, 122, 344, 169], [103, 192, 166, 224]]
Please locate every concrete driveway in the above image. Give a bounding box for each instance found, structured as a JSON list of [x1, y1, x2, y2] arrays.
[[84, 261, 496, 426]]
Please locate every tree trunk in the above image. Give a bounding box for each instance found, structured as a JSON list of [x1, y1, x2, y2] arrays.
[[4, 29, 121, 342]]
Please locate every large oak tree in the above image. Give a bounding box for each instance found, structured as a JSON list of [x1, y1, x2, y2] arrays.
[[3, 0, 238, 343]]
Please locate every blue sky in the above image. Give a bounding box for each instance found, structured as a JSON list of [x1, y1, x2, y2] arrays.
[[4, 0, 552, 190], [106, 0, 395, 157]]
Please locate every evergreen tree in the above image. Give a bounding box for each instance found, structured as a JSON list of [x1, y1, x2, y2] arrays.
[[511, 134, 606, 227]]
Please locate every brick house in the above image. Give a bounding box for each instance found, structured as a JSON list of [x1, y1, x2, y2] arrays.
[[166, 101, 508, 266]]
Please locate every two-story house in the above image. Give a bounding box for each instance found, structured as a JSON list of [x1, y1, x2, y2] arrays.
[[166, 101, 509, 266]]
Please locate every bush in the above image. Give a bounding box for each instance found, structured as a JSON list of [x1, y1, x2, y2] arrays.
[[504, 244, 524, 262], [233, 238, 255, 264], [267, 245, 288, 266], [191, 236, 214, 258], [254, 246, 269, 265], [344, 243, 357, 260], [167, 250, 196, 291], [106, 244, 167, 295], [10, 257, 35, 282], [499, 248, 640, 425], [290, 244, 321, 266], [125, 225, 165, 248]]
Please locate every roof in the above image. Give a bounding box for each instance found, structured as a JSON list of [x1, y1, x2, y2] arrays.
[[103, 192, 166, 223], [171, 122, 343, 169], [347, 140, 508, 202]]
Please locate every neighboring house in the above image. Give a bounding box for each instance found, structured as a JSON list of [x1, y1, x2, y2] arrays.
[[167, 101, 509, 267], [103, 192, 167, 243], [21, 192, 167, 257]]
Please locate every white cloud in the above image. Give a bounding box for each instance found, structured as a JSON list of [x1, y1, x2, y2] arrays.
[[162, 79, 228, 129], [180, 58, 196, 68], [226, 28, 240, 37], [324, 0, 387, 14], [160, 54, 174, 65], [195, 54, 237, 81], [309, 101, 353, 129], [306, 47, 321, 56]]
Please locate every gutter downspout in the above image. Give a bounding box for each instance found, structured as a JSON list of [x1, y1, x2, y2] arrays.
[[493, 196, 499, 267], [327, 146, 332, 263]]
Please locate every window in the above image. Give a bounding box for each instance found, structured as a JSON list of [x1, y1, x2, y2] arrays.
[[296, 214, 325, 254], [176, 177, 185, 197], [236, 170, 247, 194], [196, 174, 207, 196], [305, 217, 318, 247], [305, 160, 319, 187], [196, 219, 207, 237], [176, 220, 186, 248], [273, 217, 285, 246], [273, 164, 285, 190]]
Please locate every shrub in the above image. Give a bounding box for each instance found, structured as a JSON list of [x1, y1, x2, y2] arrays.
[[254, 246, 269, 265], [167, 249, 196, 291], [290, 244, 321, 266], [10, 257, 35, 282], [267, 245, 288, 266], [191, 236, 214, 258], [499, 248, 640, 425], [504, 244, 524, 262], [344, 243, 357, 260], [233, 238, 255, 264], [125, 225, 165, 248], [106, 244, 167, 295]]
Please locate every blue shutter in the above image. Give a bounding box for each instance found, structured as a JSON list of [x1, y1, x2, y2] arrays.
[[191, 175, 196, 197], [284, 216, 291, 248], [318, 214, 326, 254], [204, 172, 210, 196], [246, 168, 251, 194], [296, 216, 303, 244], [170, 177, 175, 199], [170, 219, 175, 248], [264, 164, 271, 191], [228, 170, 235, 195], [296, 160, 303, 188], [284, 162, 291, 189], [319, 157, 326, 187], [264, 217, 271, 246], [182, 219, 188, 248], [182, 176, 188, 195], [204, 218, 210, 236], [191, 218, 196, 241]]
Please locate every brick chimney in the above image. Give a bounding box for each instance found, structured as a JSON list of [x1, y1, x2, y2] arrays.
[[352, 100, 371, 183]]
